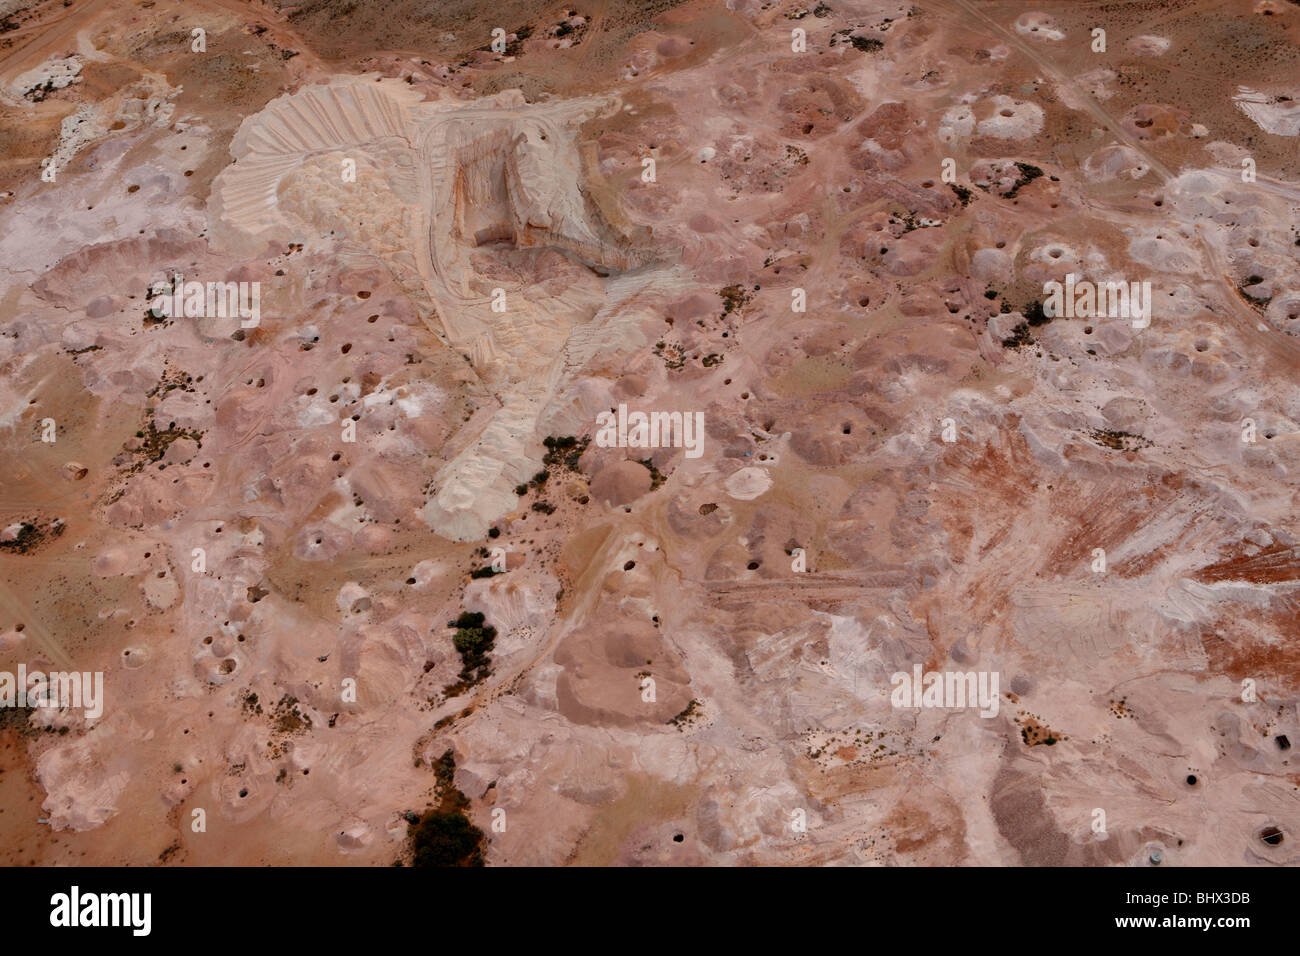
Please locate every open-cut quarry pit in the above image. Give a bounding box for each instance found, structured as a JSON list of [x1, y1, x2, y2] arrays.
[[211, 77, 682, 541]]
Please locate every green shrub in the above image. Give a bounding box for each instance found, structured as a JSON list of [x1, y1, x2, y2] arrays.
[[410, 810, 484, 867]]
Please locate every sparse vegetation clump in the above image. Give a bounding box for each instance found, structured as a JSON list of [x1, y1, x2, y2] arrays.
[[409, 804, 485, 865], [1000, 298, 1053, 349], [638, 458, 666, 490], [0, 518, 63, 555], [444, 611, 496, 696], [503, 24, 532, 56], [1004, 161, 1043, 199], [272, 695, 311, 734], [1087, 428, 1152, 452], [654, 340, 686, 370], [542, 434, 589, 471], [719, 284, 753, 316], [668, 699, 703, 729], [1017, 715, 1066, 747], [1001, 322, 1034, 349], [408, 749, 485, 867], [1024, 299, 1051, 327], [123, 420, 204, 473]]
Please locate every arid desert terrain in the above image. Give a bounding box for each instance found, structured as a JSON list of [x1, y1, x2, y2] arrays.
[[0, 0, 1298, 865]]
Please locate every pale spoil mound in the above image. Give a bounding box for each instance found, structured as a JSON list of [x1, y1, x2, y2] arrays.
[[1233, 87, 1300, 137], [3, 55, 82, 105]]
